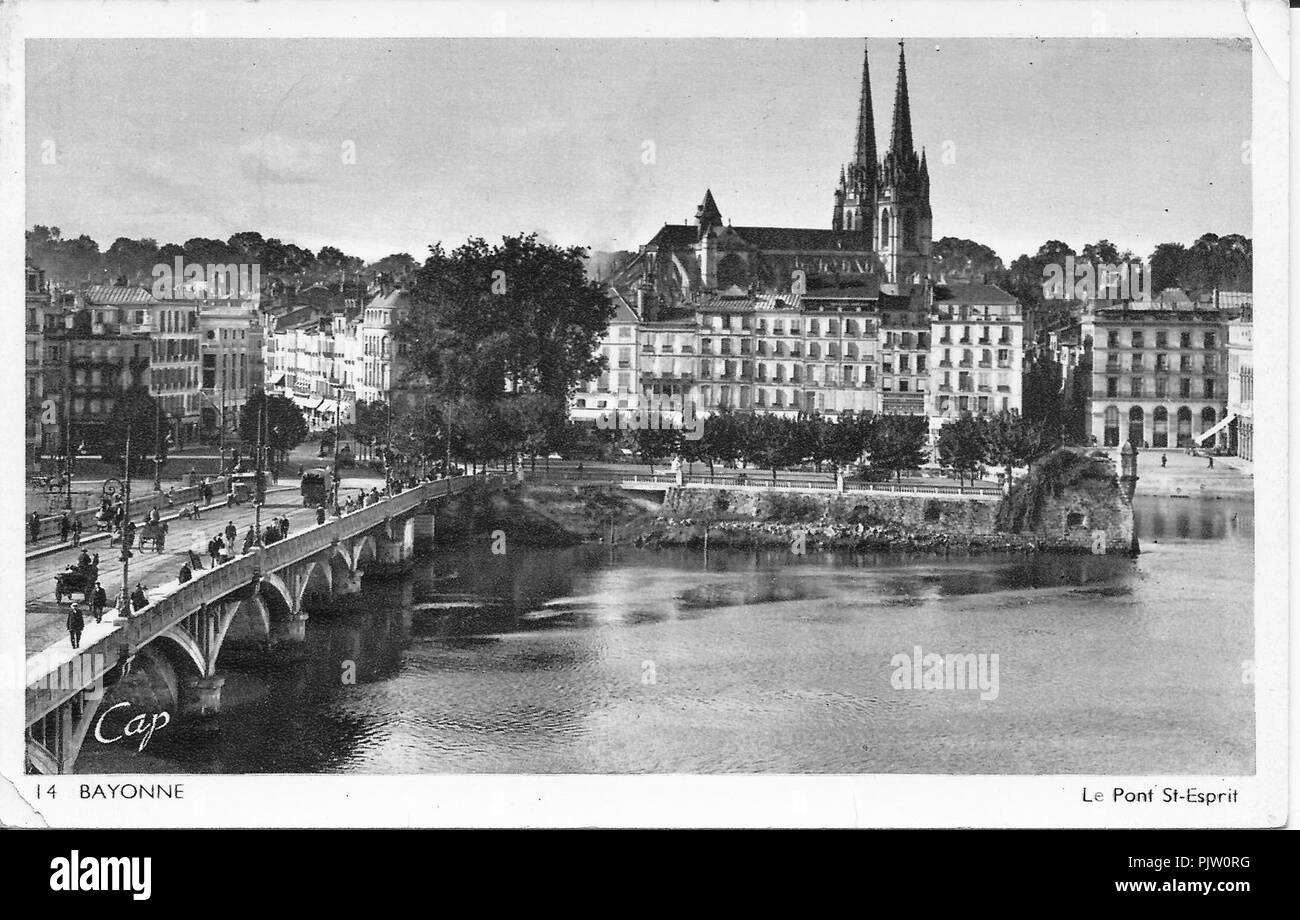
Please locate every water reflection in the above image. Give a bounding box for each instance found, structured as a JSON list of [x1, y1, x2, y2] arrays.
[[81, 493, 1254, 776]]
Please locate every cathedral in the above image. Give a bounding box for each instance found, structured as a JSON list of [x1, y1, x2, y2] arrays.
[[612, 41, 933, 317]]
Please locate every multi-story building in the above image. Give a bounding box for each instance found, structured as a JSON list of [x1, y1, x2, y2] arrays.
[[356, 287, 410, 406], [42, 286, 154, 454], [198, 297, 264, 442], [929, 283, 1024, 425], [145, 294, 203, 444], [1225, 294, 1253, 461], [1080, 300, 1231, 449], [572, 293, 641, 419], [26, 261, 46, 466], [269, 305, 361, 431]]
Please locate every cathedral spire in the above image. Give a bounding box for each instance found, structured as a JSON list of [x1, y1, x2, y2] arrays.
[[889, 40, 914, 159], [695, 188, 723, 238], [852, 42, 877, 186]]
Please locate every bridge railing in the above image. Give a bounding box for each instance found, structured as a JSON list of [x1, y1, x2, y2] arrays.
[[524, 469, 1003, 497]]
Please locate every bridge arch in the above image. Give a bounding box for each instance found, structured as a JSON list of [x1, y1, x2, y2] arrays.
[[257, 573, 295, 622], [296, 558, 333, 612]]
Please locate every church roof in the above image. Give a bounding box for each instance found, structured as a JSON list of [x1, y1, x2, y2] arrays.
[[731, 227, 873, 252]]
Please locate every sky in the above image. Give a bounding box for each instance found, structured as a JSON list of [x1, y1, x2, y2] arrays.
[[26, 36, 1252, 266]]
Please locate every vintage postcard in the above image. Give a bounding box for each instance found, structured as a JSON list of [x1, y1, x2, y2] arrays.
[[0, 0, 1288, 828]]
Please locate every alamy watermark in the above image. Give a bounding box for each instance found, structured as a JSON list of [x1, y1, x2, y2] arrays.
[[890, 645, 1000, 701], [151, 257, 260, 299], [1041, 255, 1151, 302], [596, 395, 705, 440]]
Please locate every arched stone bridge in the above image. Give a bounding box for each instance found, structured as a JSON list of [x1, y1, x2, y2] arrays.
[[25, 473, 505, 774]]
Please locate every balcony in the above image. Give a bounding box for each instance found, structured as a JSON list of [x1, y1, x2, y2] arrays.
[[978, 360, 992, 368], [958, 360, 973, 368]]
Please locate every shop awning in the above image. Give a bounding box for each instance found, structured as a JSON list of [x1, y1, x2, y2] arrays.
[[293, 395, 323, 412]]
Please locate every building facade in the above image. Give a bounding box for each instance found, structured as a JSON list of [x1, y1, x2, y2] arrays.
[[1081, 302, 1231, 449], [1225, 296, 1253, 461], [198, 297, 264, 442]]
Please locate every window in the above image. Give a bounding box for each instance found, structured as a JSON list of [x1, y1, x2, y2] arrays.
[[1155, 377, 1167, 398], [1106, 377, 1118, 397], [1179, 331, 1192, 348], [1131, 331, 1144, 348], [1204, 379, 1215, 399], [1204, 331, 1216, 349], [1104, 405, 1120, 447], [1130, 378, 1142, 398], [1107, 330, 1119, 348], [1180, 378, 1191, 397]]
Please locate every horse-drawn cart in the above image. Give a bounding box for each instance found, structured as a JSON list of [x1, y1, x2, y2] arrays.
[[54, 562, 98, 603]]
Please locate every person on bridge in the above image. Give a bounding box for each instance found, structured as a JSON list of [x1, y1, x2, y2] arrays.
[[166, 487, 176, 507], [242, 525, 256, 553], [29, 512, 40, 544], [77, 549, 92, 570], [316, 504, 327, 525], [225, 521, 237, 545], [148, 506, 160, 525], [208, 535, 222, 566], [178, 562, 192, 584], [66, 602, 84, 649], [201, 481, 213, 505], [280, 516, 290, 537], [1207, 455, 1214, 469], [188, 544, 204, 571], [59, 513, 71, 543], [131, 583, 148, 611], [91, 582, 107, 623], [71, 518, 83, 546]]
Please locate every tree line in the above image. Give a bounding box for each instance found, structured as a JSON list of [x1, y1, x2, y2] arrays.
[[26, 225, 420, 298], [933, 234, 1251, 307]]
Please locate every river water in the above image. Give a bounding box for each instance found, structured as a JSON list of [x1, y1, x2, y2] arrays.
[[79, 494, 1254, 775]]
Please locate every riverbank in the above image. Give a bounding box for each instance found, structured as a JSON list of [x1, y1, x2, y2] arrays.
[[1131, 448, 1253, 499], [476, 450, 1137, 556]]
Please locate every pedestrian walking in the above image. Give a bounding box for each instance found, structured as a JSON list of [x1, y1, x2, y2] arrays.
[[166, 486, 176, 507], [208, 535, 221, 566], [59, 513, 71, 543], [155, 523, 167, 553], [225, 521, 237, 545], [71, 518, 83, 546], [280, 516, 290, 537], [178, 562, 192, 583], [91, 582, 107, 623], [131, 583, 148, 611], [1208, 456, 1214, 469], [29, 511, 40, 544], [66, 602, 85, 649], [316, 504, 327, 525]]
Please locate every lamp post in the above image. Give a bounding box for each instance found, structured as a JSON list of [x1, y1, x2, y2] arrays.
[[153, 400, 162, 491], [332, 385, 342, 513], [62, 307, 74, 511], [118, 423, 133, 614]]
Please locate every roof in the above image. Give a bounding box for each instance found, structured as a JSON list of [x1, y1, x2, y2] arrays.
[[642, 223, 874, 254], [933, 282, 1018, 305], [83, 285, 157, 305], [731, 226, 873, 252]]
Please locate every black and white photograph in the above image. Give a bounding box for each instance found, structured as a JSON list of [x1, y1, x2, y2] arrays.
[[1, 0, 1288, 828]]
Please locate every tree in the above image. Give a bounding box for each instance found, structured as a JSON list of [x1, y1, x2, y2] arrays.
[[864, 415, 928, 482], [981, 411, 1048, 492], [1148, 242, 1187, 294], [935, 416, 987, 486], [100, 391, 168, 474], [238, 392, 308, 468], [403, 234, 613, 405], [932, 237, 1007, 284]]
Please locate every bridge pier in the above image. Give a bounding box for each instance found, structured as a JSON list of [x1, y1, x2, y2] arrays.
[[413, 513, 436, 556], [184, 674, 226, 716], [271, 613, 310, 645], [372, 516, 416, 574]]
